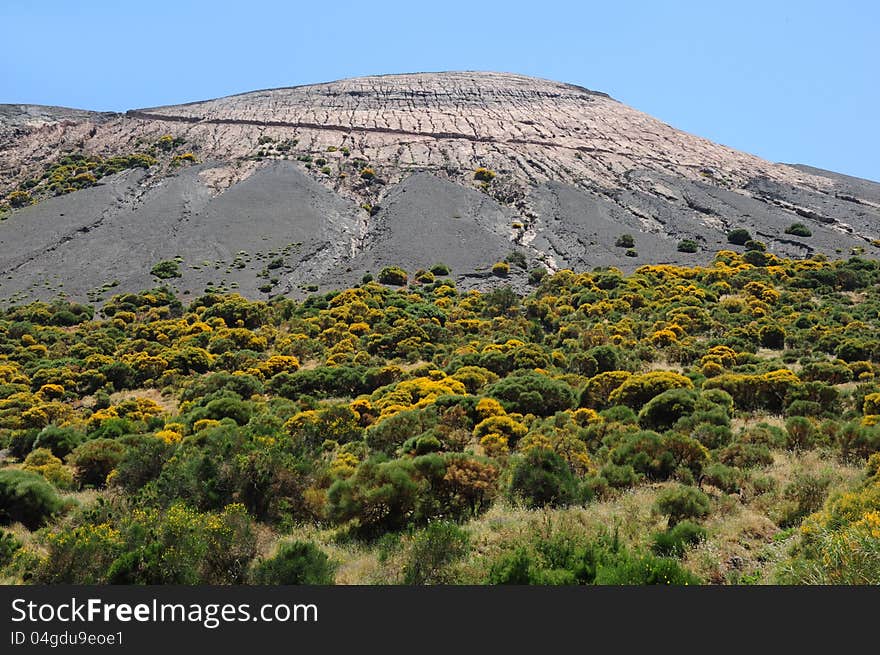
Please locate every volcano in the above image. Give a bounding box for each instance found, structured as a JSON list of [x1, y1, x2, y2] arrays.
[[1, 71, 878, 303]]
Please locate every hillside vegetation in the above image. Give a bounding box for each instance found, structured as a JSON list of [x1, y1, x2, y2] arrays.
[[2, 250, 880, 584]]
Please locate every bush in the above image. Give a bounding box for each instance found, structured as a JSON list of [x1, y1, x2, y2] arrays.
[[836, 422, 880, 460], [0, 469, 63, 530], [677, 239, 699, 253], [509, 448, 579, 508], [487, 547, 535, 584], [593, 551, 701, 585], [67, 438, 127, 488], [7, 190, 33, 208], [638, 388, 697, 431], [701, 462, 742, 494], [743, 249, 769, 266], [784, 416, 817, 451], [610, 431, 707, 480], [327, 457, 420, 534], [474, 167, 496, 182], [33, 425, 84, 458], [23, 448, 74, 489], [653, 484, 711, 526], [38, 503, 255, 584], [113, 434, 175, 493], [491, 261, 510, 277], [615, 234, 635, 248], [780, 470, 832, 527], [759, 324, 786, 349], [785, 223, 812, 237], [403, 521, 470, 584], [487, 372, 575, 416], [718, 441, 774, 468], [377, 266, 408, 286], [250, 541, 335, 585], [150, 260, 181, 280], [651, 520, 707, 557], [528, 267, 547, 285], [580, 372, 631, 408], [599, 463, 640, 489], [506, 250, 528, 269], [365, 408, 437, 455], [0, 530, 22, 568], [727, 228, 752, 245], [589, 345, 623, 373], [608, 371, 693, 409], [429, 263, 451, 276]]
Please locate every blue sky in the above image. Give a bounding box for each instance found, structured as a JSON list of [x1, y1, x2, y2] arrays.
[[1, 1, 877, 180]]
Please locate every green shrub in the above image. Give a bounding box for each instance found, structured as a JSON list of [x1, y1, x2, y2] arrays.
[[487, 372, 574, 416], [677, 239, 699, 253], [33, 425, 84, 458], [506, 250, 528, 270], [528, 267, 547, 285], [487, 547, 534, 584], [784, 416, 817, 451], [37, 503, 255, 584], [594, 551, 701, 585], [653, 484, 711, 526], [67, 438, 127, 488], [638, 388, 697, 431], [785, 223, 812, 237], [0, 469, 63, 530], [150, 260, 181, 280], [615, 234, 635, 248], [113, 434, 175, 493], [377, 266, 408, 286], [701, 462, 742, 494], [429, 263, 451, 276], [610, 431, 707, 480], [836, 422, 880, 460], [759, 324, 786, 349], [365, 408, 437, 455], [599, 463, 641, 489], [727, 228, 752, 245], [403, 521, 469, 584], [718, 441, 774, 468], [509, 448, 579, 508], [651, 520, 707, 557], [327, 457, 420, 535], [743, 249, 769, 266], [0, 530, 22, 568], [250, 541, 335, 585], [779, 469, 832, 527], [589, 346, 623, 373], [688, 422, 734, 450]]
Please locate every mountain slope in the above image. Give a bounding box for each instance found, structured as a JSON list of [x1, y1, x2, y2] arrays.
[[1, 72, 878, 303]]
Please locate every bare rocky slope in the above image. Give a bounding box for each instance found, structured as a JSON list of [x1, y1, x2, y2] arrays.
[[1, 71, 878, 303]]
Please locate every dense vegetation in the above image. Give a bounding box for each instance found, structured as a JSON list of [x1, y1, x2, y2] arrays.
[[2, 250, 880, 584], [0, 137, 197, 217]]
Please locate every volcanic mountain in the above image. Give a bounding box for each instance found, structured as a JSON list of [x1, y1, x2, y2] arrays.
[[1, 71, 878, 303]]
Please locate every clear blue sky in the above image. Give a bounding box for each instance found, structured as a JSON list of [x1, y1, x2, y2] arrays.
[[2, 1, 877, 180]]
